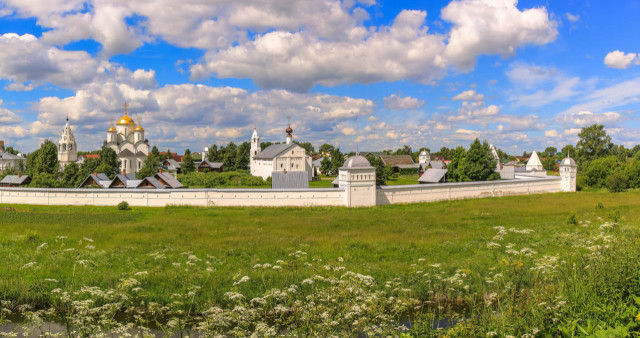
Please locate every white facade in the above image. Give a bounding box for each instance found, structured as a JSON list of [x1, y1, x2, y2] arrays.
[[338, 156, 377, 207], [105, 107, 149, 173], [419, 150, 430, 164], [559, 157, 578, 192], [249, 126, 313, 180], [526, 151, 544, 171], [57, 118, 78, 169]]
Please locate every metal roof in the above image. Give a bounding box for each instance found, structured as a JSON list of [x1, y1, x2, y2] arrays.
[[0, 175, 30, 185], [429, 161, 444, 169], [0, 152, 24, 160], [254, 143, 297, 160], [198, 159, 223, 169], [78, 173, 111, 188], [380, 155, 414, 167], [154, 172, 183, 188], [136, 176, 166, 189], [271, 171, 309, 189], [418, 169, 448, 183]]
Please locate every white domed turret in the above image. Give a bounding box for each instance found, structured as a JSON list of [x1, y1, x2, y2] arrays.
[[58, 117, 77, 169], [559, 156, 577, 192], [419, 150, 430, 164], [338, 155, 376, 207], [133, 120, 144, 143]]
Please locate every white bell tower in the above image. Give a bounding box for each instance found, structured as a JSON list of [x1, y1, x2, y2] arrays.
[[559, 157, 577, 192], [58, 117, 77, 169]]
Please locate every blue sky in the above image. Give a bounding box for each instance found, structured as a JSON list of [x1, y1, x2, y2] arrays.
[[0, 0, 639, 155]]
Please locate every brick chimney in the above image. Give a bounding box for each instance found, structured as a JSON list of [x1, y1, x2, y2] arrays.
[[123, 169, 126, 176]]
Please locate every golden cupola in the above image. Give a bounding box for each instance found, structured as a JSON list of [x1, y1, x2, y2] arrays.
[[117, 102, 135, 125], [134, 123, 144, 131], [107, 118, 116, 132]]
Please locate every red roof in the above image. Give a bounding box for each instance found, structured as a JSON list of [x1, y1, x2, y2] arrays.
[[82, 154, 100, 159]]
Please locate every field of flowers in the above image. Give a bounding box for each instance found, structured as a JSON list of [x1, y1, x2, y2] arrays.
[[1, 191, 640, 336]]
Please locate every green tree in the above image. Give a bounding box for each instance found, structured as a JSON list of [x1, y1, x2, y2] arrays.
[[576, 124, 613, 164], [98, 146, 121, 178], [151, 146, 160, 159], [545, 146, 557, 157], [235, 142, 251, 170], [495, 148, 509, 163], [77, 157, 99, 183], [182, 149, 196, 174], [606, 169, 628, 192], [26, 139, 58, 176], [61, 162, 80, 188], [542, 157, 556, 171], [293, 141, 314, 155], [394, 145, 412, 156], [3, 146, 19, 155], [207, 145, 222, 162], [223, 142, 237, 171], [445, 146, 467, 182], [320, 156, 332, 175], [625, 159, 640, 188], [319, 144, 335, 154], [366, 155, 388, 185], [29, 173, 62, 188], [582, 156, 618, 188], [561, 144, 576, 158], [330, 148, 344, 175], [137, 154, 159, 179], [456, 139, 500, 182]]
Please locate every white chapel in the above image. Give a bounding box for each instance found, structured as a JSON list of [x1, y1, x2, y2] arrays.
[[57, 117, 78, 169], [104, 103, 149, 173], [250, 123, 314, 180]]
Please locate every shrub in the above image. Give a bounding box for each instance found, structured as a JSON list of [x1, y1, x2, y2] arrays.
[[597, 202, 604, 209], [117, 201, 129, 211], [566, 213, 577, 225], [606, 170, 628, 193]]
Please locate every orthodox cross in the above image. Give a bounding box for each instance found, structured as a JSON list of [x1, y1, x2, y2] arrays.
[[123, 102, 129, 113]]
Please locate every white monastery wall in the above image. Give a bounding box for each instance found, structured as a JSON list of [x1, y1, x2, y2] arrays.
[[0, 176, 563, 208], [376, 176, 562, 205], [0, 188, 345, 207]]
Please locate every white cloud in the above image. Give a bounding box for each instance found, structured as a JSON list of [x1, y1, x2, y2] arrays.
[[0, 107, 22, 124], [383, 94, 425, 110], [604, 50, 639, 69], [562, 78, 640, 114], [442, 0, 557, 70], [557, 111, 624, 127], [452, 89, 484, 101], [566, 13, 580, 22], [544, 129, 558, 138], [506, 62, 558, 88]]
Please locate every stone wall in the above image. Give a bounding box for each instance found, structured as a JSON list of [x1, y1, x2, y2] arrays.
[[376, 176, 561, 205], [0, 188, 345, 207], [0, 176, 563, 208]]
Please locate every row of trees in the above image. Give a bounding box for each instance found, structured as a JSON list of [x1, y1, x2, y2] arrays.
[[16, 140, 121, 187]]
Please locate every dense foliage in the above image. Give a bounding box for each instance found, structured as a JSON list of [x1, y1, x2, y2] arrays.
[[446, 139, 500, 182], [177, 171, 268, 188]]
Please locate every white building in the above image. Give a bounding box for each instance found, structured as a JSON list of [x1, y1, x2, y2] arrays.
[[57, 117, 78, 169], [525, 151, 544, 171], [104, 104, 149, 173], [0, 151, 26, 171], [249, 124, 313, 180], [559, 156, 578, 192], [418, 150, 430, 164]]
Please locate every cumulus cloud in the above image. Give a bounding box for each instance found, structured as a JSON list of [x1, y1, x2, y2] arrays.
[[30, 81, 374, 149], [383, 94, 425, 110], [442, 0, 557, 70], [557, 111, 624, 127], [566, 13, 580, 22], [452, 89, 484, 101], [604, 50, 639, 69], [0, 107, 22, 124]]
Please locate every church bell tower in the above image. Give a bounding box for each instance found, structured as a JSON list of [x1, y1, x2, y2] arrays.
[[58, 117, 77, 169]]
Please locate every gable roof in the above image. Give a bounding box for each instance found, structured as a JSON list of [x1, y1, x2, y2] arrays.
[[254, 143, 299, 160], [526, 151, 542, 167], [154, 172, 183, 188], [108, 173, 138, 188], [197, 159, 223, 169], [271, 171, 309, 189], [0, 175, 30, 185], [380, 155, 414, 167], [78, 173, 111, 188], [418, 168, 448, 183], [136, 176, 166, 189]]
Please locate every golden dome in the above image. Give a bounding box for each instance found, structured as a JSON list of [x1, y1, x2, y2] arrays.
[[134, 124, 144, 131], [107, 125, 116, 132], [117, 113, 135, 125]]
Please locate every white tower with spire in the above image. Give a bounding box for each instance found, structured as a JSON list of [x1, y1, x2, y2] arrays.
[[58, 117, 77, 169], [559, 156, 578, 192]]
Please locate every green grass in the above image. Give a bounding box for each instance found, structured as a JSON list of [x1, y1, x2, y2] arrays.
[[309, 177, 336, 187], [2, 191, 640, 335], [385, 175, 420, 185]]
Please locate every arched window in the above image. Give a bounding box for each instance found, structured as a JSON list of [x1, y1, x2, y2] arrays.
[[62, 144, 66, 151], [69, 144, 73, 150]]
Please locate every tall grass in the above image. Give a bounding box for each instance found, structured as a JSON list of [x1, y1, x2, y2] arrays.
[[1, 191, 640, 335]]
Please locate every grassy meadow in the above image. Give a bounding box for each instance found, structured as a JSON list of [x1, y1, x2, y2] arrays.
[[1, 190, 640, 336]]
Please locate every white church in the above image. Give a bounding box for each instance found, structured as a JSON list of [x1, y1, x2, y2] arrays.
[[104, 104, 149, 173], [58, 117, 77, 169], [250, 122, 314, 180]]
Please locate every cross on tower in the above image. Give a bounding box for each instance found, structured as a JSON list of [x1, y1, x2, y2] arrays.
[[123, 102, 129, 114]]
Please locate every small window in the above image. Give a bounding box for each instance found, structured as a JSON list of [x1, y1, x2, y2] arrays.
[[280, 163, 283, 168], [69, 144, 73, 150], [292, 151, 294, 154]]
